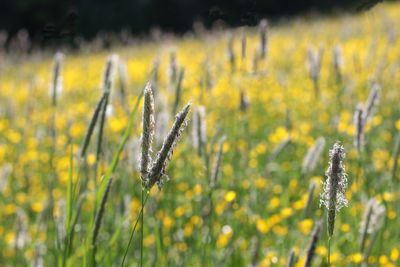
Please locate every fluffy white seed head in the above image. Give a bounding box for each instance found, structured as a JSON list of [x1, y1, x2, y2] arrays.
[[320, 142, 348, 212]]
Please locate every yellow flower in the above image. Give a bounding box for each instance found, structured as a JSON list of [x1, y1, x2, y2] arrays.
[[348, 253, 363, 263], [193, 184, 202, 194], [225, 191, 236, 202], [174, 242, 187, 251], [5, 231, 15, 244], [184, 223, 193, 236], [87, 153, 96, 165], [143, 234, 155, 247], [395, 119, 400, 131], [316, 246, 327, 256], [174, 206, 185, 217], [281, 207, 294, 218], [379, 255, 389, 265], [298, 219, 313, 235], [163, 216, 175, 229], [4, 204, 16, 215], [256, 219, 269, 233], [269, 197, 280, 209], [32, 202, 44, 213], [340, 224, 350, 232], [390, 248, 399, 261], [255, 178, 267, 188]]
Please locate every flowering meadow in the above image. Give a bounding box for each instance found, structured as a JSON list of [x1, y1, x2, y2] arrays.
[[0, 2, 400, 267]]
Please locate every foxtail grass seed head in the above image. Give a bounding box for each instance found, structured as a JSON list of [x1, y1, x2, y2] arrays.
[[168, 50, 178, 85], [227, 34, 235, 70], [92, 176, 113, 245], [253, 49, 259, 73], [241, 32, 246, 60], [146, 102, 191, 190], [304, 220, 322, 267], [270, 137, 290, 160], [259, 19, 268, 59], [363, 83, 381, 123], [80, 92, 108, 157], [192, 106, 207, 155], [32, 242, 45, 267], [102, 54, 118, 93], [354, 103, 365, 152], [250, 235, 260, 266], [0, 163, 12, 193], [49, 52, 65, 105], [151, 58, 160, 96], [303, 181, 316, 218], [96, 90, 111, 160], [240, 91, 250, 111], [333, 45, 343, 77], [118, 59, 129, 86], [14, 209, 29, 249], [153, 58, 160, 83], [307, 46, 323, 81], [210, 136, 226, 189], [287, 248, 296, 267], [55, 199, 66, 248], [320, 142, 348, 237], [360, 198, 386, 252], [118, 60, 129, 106], [140, 83, 155, 186], [302, 137, 326, 174]]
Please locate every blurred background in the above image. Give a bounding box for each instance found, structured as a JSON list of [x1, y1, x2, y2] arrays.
[[0, 0, 391, 48]]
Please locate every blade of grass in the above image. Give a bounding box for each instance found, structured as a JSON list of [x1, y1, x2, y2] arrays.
[[80, 92, 107, 158], [121, 192, 149, 267], [95, 87, 144, 207], [62, 146, 74, 267], [66, 146, 74, 234]]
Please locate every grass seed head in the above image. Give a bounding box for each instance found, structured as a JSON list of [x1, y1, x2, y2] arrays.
[[146, 101, 191, 190], [259, 19, 268, 59], [304, 220, 322, 267], [320, 141, 348, 237], [302, 137, 325, 174], [140, 83, 155, 185], [354, 103, 365, 152], [91, 176, 113, 246], [102, 54, 118, 93], [192, 106, 207, 155], [363, 83, 381, 123], [210, 136, 226, 189], [360, 198, 386, 251]]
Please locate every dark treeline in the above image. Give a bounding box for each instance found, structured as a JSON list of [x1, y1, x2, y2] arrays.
[[0, 0, 386, 44]]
